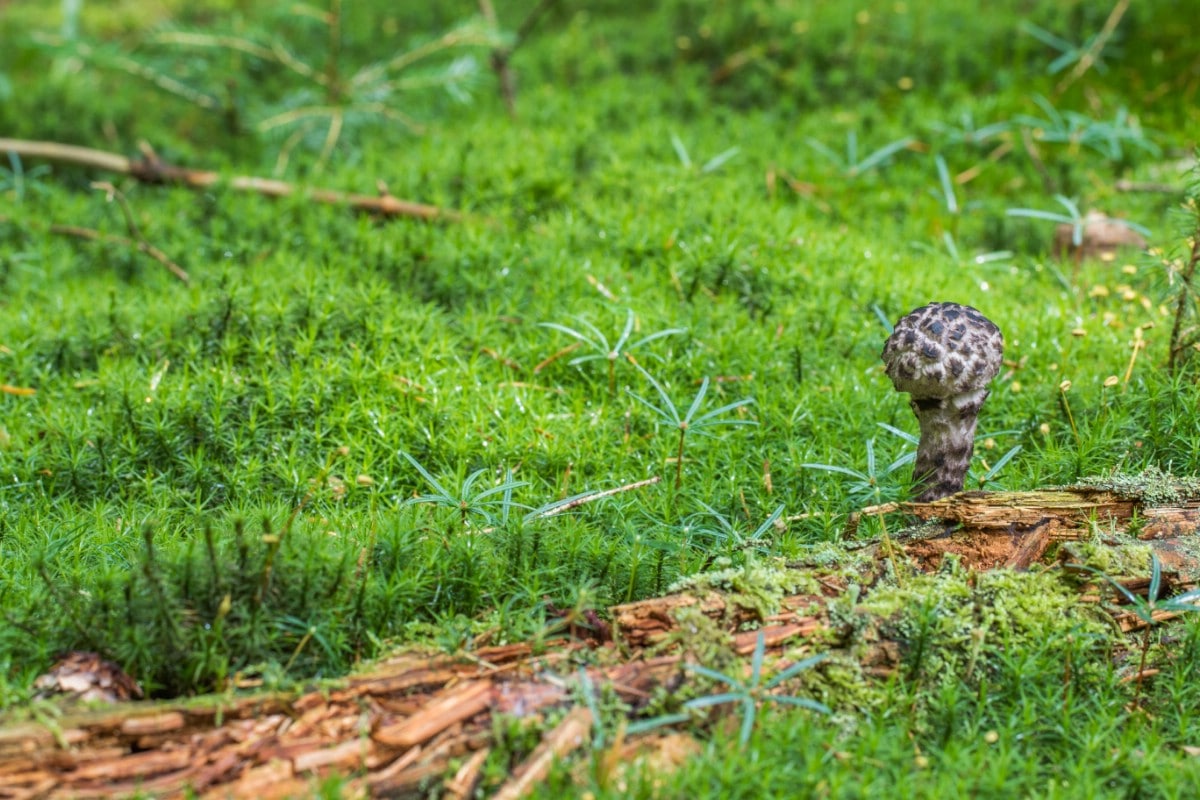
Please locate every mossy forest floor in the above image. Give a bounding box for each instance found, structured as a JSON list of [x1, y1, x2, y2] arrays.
[[2, 0, 1200, 796]]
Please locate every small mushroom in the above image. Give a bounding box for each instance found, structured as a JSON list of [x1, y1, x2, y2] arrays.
[[881, 302, 1004, 502]]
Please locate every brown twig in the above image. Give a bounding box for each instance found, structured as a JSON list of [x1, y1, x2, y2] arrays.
[[1168, 224, 1200, 374], [1055, 0, 1131, 95], [533, 341, 583, 374], [1115, 179, 1179, 194], [532, 476, 662, 519], [478, 0, 517, 117], [0, 138, 464, 222], [478, 0, 561, 118], [48, 224, 190, 284], [1020, 128, 1056, 195]]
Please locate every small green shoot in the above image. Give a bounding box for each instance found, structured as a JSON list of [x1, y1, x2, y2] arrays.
[[629, 630, 830, 747], [1077, 553, 1200, 703], [540, 310, 686, 395], [401, 452, 528, 529], [690, 502, 785, 558], [670, 131, 741, 174], [627, 364, 757, 490], [807, 130, 916, 178], [801, 436, 915, 507]]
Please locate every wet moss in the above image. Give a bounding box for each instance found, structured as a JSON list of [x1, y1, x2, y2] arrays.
[[1058, 524, 1153, 577], [668, 557, 820, 622], [860, 557, 1114, 687], [1075, 465, 1200, 506]]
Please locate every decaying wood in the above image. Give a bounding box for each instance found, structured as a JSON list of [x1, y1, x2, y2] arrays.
[[860, 488, 1200, 574], [0, 138, 464, 223], [6, 484, 1200, 798], [491, 707, 592, 800]]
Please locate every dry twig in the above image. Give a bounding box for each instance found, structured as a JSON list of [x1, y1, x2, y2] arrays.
[[1055, 0, 1132, 95], [1168, 223, 1200, 374], [0, 138, 464, 222], [48, 224, 190, 284], [532, 476, 662, 519]]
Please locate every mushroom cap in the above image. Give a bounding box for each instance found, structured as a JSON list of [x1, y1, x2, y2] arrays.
[[881, 302, 1003, 398]]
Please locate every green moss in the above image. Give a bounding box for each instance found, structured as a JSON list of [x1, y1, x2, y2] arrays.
[[656, 605, 737, 671], [668, 557, 819, 622], [1076, 466, 1200, 506], [1058, 525, 1153, 577], [860, 558, 1114, 687]]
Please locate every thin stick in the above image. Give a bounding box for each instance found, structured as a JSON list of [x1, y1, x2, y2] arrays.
[[674, 429, 686, 490], [1020, 128, 1056, 195], [533, 476, 661, 519], [1168, 228, 1200, 374], [856, 502, 901, 517], [477, 0, 516, 117], [1056, 0, 1131, 95], [1122, 329, 1144, 385], [877, 512, 905, 588], [1059, 385, 1081, 444], [1116, 179, 1178, 194], [48, 224, 190, 283], [0, 138, 464, 222], [533, 342, 582, 373]]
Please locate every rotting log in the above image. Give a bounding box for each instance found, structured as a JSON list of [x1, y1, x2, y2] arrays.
[[855, 487, 1200, 575], [5, 484, 1200, 798]]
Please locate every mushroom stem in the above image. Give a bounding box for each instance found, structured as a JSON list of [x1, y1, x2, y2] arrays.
[[909, 388, 989, 502]]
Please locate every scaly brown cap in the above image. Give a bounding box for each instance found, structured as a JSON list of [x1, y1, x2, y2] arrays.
[[881, 302, 1003, 399]]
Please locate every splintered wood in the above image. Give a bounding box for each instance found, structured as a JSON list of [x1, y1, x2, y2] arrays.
[[868, 488, 1200, 573], [5, 484, 1200, 798]]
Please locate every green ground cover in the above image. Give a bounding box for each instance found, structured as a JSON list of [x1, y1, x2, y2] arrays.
[[2, 0, 1200, 795]]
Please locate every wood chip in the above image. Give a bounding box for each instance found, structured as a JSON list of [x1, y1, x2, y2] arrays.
[[70, 748, 193, 781], [492, 706, 593, 800], [373, 680, 493, 749], [444, 746, 491, 799], [292, 738, 371, 774], [120, 712, 185, 736]]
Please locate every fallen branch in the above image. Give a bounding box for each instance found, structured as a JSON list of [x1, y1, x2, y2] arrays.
[[0, 138, 465, 223], [7, 483, 1200, 797]]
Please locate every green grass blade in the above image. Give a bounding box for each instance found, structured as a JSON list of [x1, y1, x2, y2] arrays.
[[683, 377, 710, 425], [1148, 553, 1162, 604], [750, 630, 766, 685], [684, 692, 742, 709], [800, 463, 870, 481], [538, 322, 601, 351], [692, 397, 756, 426], [738, 698, 757, 746], [878, 423, 920, 445], [982, 445, 1022, 482], [765, 653, 830, 688], [770, 695, 832, 714], [400, 451, 452, 500], [625, 712, 692, 735]]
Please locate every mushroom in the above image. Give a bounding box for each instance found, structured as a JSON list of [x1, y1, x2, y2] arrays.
[[881, 302, 1004, 502]]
